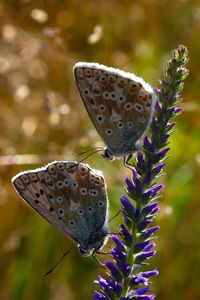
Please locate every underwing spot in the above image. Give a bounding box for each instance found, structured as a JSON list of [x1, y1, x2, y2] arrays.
[[108, 75, 116, 83], [88, 206, 93, 212], [106, 129, 113, 136], [96, 115, 104, 123], [40, 189, 44, 195], [99, 104, 105, 112], [58, 208, 65, 216], [69, 219, 75, 227], [117, 121, 123, 128], [128, 121, 133, 128], [79, 166, 88, 176], [128, 82, 139, 93], [103, 91, 109, 100], [89, 189, 98, 196], [94, 69, 101, 77], [80, 188, 87, 195], [48, 164, 56, 175], [94, 177, 101, 185], [67, 165, 76, 174], [21, 174, 30, 185], [133, 103, 143, 112], [111, 93, 115, 99], [84, 89, 89, 95], [14, 178, 25, 190], [90, 98, 96, 107], [56, 162, 65, 171], [98, 201, 104, 207], [72, 181, 78, 188], [38, 171, 45, 182], [118, 79, 127, 87], [76, 69, 84, 80], [99, 75, 106, 84], [64, 179, 69, 187], [139, 117, 146, 123], [57, 181, 63, 188], [118, 95, 125, 103], [125, 102, 133, 111], [35, 192, 40, 198], [49, 206, 54, 212], [85, 68, 92, 78], [57, 196, 63, 203], [78, 209, 83, 216], [29, 173, 37, 182], [34, 199, 39, 204]]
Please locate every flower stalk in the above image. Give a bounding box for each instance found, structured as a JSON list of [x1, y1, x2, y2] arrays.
[[94, 45, 189, 300]]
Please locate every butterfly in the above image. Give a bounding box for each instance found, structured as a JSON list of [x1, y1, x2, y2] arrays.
[[12, 161, 109, 256], [74, 62, 157, 165]]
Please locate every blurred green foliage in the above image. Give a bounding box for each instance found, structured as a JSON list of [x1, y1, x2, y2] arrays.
[[0, 0, 199, 299]]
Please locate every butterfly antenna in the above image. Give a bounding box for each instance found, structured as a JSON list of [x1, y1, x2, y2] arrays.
[[44, 246, 76, 277], [76, 147, 104, 156], [77, 149, 103, 164], [92, 255, 105, 269], [108, 209, 121, 223]]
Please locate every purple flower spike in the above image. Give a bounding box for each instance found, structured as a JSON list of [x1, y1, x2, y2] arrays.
[[120, 224, 133, 246], [93, 292, 109, 300], [142, 202, 159, 216], [142, 270, 159, 278], [94, 45, 189, 300], [112, 236, 125, 251], [136, 251, 157, 263], [125, 177, 135, 192], [121, 195, 134, 215]]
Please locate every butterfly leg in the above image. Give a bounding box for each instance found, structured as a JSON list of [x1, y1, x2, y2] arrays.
[[124, 154, 134, 169]]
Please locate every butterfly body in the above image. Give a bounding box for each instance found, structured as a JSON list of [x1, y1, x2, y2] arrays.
[[12, 161, 109, 256], [74, 62, 157, 162]]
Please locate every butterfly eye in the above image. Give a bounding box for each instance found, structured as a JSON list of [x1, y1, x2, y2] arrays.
[[78, 209, 83, 216], [125, 103, 133, 111], [106, 129, 113, 136], [80, 188, 87, 195], [69, 219, 75, 227], [88, 206, 93, 213], [58, 208, 65, 216], [57, 196, 63, 203], [96, 115, 104, 123], [98, 201, 104, 207]]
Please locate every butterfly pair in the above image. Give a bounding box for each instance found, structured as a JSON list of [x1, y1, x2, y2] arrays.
[[12, 63, 156, 257]]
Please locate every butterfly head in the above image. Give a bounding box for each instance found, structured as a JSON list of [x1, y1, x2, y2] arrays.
[[101, 148, 114, 161], [78, 226, 108, 256]]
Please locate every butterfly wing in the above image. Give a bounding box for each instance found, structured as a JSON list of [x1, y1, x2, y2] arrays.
[[12, 161, 108, 246], [74, 62, 156, 156]]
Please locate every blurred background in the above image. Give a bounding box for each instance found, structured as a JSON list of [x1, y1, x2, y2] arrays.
[[0, 0, 199, 299]]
